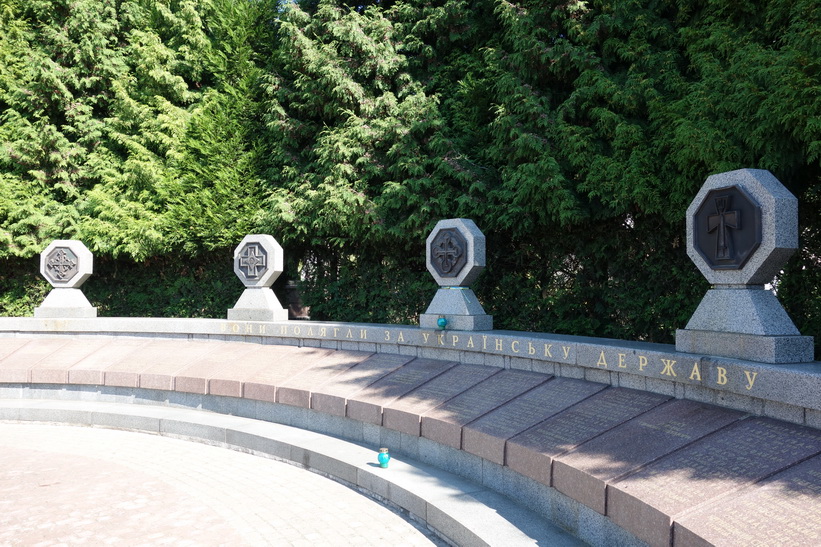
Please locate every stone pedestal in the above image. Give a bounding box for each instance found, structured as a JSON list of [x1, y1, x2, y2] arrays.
[[227, 234, 287, 322], [419, 288, 493, 331], [419, 219, 492, 331], [227, 288, 288, 322], [34, 240, 97, 318], [676, 287, 813, 362], [676, 169, 814, 363], [34, 288, 97, 318]]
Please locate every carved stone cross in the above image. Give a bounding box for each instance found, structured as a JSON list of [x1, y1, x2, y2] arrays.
[[238, 244, 267, 280], [707, 195, 739, 260], [432, 230, 465, 275]]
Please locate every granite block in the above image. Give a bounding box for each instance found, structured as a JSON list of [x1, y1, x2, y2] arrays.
[[683, 288, 802, 335], [224, 429, 292, 461], [207, 378, 243, 398], [346, 358, 456, 425], [310, 393, 347, 416], [205, 344, 306, 396], [682, 383, 716, 404], [558, 363, 585, 379], [91, 411, 161, 433], [420, 369, 547, 449], [173, 341, 265, 394], [673, 454, 821, 546], [136, 340, 217, 391], [159, 419, 227, 444], [552, 399, 743, 514], [66, 338, 148, 385], [0, 338, 72, 382], [243, 346, 332, 402], [506, 387, 670, 486], [101, 339, 187, 387], [241, 381, 277, 403], [808, 408, 821, 429], [714, 390, 764, 415], [29, 339, 109, 384], [607, 418, 821, 547], [276, 350, 371, 408], [584, 368, 612, 385], [462, 378, 605, 464], [0, 337, 30, 360], [310, 353, 413, 416], [382, 364, 498, 436], [417, 437, 484, 482], [616, 373, 646, 391], [763, 398, 806, 424], [676, 328, 814, 364]]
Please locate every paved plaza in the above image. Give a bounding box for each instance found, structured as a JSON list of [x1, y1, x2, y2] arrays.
[[0, 423, 445, 546]]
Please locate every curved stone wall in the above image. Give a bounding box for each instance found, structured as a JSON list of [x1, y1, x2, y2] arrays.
[[1, 320, 820, 546]]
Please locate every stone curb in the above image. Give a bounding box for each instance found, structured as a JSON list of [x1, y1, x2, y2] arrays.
[[0, 398, 583, 547], [2, 332, 820, 546], [1, 317, 819, 420]]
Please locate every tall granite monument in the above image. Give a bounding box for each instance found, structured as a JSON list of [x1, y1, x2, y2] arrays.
[[34, 240, 97, 318], [227, 234, 288, 321], [419, 218, 492, 331], [676, 168, 814, 363]]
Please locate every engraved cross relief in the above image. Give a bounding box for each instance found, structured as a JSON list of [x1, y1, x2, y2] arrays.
[[707, 195, 739, 260], [432, 229, 466, 276], [693, 185, 762, 271], [46, 248, 78, 282], [238, 244, 267, 279]]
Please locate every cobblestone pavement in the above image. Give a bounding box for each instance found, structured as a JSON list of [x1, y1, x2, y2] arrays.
[[0, 423, 444, 546]]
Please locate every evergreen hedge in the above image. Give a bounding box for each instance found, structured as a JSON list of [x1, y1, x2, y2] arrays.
[[1, 0, 818, 355]]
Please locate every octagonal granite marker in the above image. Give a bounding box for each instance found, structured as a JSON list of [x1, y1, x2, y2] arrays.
[[34, 240, 97, 318], [227, 234, 288, 321], [419, 219, 492, 331], [676, 169, 814, 363]]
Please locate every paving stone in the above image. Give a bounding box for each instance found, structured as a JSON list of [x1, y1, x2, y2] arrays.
[[607, 417, 821, 547], [346, 358, 457, 425], [277, 350, 372, 408], [311, 353, 414, 416], [462, 377, 605, 464], [551, 399, 744, 514], [382, 364, 499, 436], [506, 387, 671, 485], [420, 369, 548, 449], [672, 454, 821, 546], [0, 423, 441, 547]]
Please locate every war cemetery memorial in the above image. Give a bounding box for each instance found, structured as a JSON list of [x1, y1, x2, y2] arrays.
[[1, 168, 819, 546]]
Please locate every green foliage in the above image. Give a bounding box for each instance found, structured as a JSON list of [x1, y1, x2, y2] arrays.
[[1, 0, 819, 355], [83, 250, 242, 317], [0, 0, 275, 260], [0, 256, 50, 316]]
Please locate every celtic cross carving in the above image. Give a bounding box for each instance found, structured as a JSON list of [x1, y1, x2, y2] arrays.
[[238, 244, 267, 280], [431, 229, 467, 277], [45, 248, 78, 283]]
